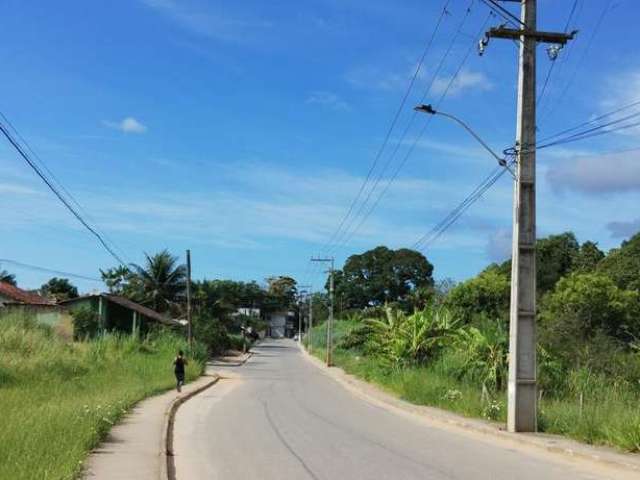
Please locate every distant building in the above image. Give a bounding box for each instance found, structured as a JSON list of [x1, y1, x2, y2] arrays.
[[266, 310, 295, 338], [60, 293, 181, 334], [0, 281, 72, 335]]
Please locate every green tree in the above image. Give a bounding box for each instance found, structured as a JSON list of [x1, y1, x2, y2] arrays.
[[265, 276, 297, 311], [573, 241, 605, 273], [0, 270, 17, 286], [40, 277, 79, 302], [445, 267, 510, 323], [536, 232, 580, 294], [539, 272, 640, 351], [100, 265, 139, 296], [333, 246, 434, 310], [598, 231, 640, 291], [129, 250, 186, 312]]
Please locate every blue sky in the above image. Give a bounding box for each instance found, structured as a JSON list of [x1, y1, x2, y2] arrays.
[[1, 0, 639, 292]]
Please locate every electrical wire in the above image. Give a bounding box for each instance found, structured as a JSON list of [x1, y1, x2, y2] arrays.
[[327, 1, 477, 254], [316, 0, 452, 259], [0, 258, 103, 283], [334, 10, 495, 253], [537, 0, 580, 109], [539, 0, 613, 123], [0, 119, 127, 266], [0, 111, 131, 264]]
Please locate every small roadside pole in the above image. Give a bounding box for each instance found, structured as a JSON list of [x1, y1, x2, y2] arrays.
[[310, 257, 334, 366], [186, 249, 193, 347], [298, 285, 312, 344], [308, 291, 314, 353]]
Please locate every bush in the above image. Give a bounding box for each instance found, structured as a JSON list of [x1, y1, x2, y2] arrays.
[[444, 268, 510, 324], [72, 308, 100, 339], [539, 273, 640, 364]]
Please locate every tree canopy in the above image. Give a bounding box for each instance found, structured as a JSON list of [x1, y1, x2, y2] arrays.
[[40, 277, 78, 302], [0, 270, 17, 286], [332, 246, 434, 310], [598, 231, 640, 291]]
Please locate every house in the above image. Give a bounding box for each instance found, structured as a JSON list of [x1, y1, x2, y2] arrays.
[[60, 293, 181, 334], [0, 281, 72, 335], [265, 310, 295, 338]]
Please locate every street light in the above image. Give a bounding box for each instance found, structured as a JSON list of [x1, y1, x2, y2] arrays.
[[413, 104, 513, 175]]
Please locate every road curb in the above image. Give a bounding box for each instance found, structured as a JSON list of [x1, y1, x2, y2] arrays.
[[160, 351, 253, 480], [160, 375, 220, 480], [299, 344, 640, 476]]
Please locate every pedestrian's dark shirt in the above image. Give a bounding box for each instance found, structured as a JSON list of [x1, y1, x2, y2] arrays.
[[174, 356, 186, 375]]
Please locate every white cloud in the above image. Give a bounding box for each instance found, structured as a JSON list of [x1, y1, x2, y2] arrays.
[[141, 0, 272, 44], [103, 117, 147, 134], [305, 91, 351, 111], [546, 151, 640, 195], [599, 70, 640, 138], [431, 69, 493, 97], [0, 183, 40, 196]]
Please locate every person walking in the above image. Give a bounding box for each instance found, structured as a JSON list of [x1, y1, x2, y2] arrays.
[[173, 350, 188, 392]]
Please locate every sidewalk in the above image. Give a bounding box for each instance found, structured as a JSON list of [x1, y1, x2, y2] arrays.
[[82, 352, 251, 480]]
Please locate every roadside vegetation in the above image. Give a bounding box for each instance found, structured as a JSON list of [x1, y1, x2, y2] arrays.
[[304, 232, 640, 452], [0, 313, 206, 480]]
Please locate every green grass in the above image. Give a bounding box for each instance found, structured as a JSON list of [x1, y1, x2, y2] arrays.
[[0, 314, 206, 480], [306, 319, 640, 452]]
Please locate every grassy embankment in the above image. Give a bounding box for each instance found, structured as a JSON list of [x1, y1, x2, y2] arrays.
[[305, 319, 640, 452], [0, 314, 206, 480]]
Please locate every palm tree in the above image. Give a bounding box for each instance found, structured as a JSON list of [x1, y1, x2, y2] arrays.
[[0, 270, 17, 286], [130, 250, 186, 313]]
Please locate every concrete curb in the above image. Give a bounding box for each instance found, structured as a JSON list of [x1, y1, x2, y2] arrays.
[[299, 344, 640, 476], [160, 351, 253, 480], [160, 375, 220, 480]]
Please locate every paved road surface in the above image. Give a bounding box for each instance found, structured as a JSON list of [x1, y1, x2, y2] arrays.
[[174, 339, 629, 480]]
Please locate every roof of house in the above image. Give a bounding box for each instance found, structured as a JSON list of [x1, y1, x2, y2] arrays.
[[0, 281, 55, 306], [60, 293, 179, 326]]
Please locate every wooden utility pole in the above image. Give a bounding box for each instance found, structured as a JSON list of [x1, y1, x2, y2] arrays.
[[485, 0, 574, 432], [186, 249, 193, 346]]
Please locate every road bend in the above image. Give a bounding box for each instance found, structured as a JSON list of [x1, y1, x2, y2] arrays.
[[174, 339, 629, 480]]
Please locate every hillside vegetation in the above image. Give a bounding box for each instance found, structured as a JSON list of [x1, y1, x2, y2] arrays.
[[306, 231, 640, 452], [0, 314, 206, 480]]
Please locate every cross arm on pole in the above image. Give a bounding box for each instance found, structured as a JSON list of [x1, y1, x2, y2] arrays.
[[486, 27, 577, 45]]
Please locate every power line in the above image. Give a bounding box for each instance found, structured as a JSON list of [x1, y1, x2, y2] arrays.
[[316, 0, 452, 258], [328, 1, 477, 254], [539, 0, 613, 123], [412, 162, 511, 252], [537, 98, 640, 144], [0, 118, 127, 266], [334, 10, 495, 253], [0, 111, 132, 265], [479, 0, 523, 27], [0, 258, 103, 283], [536, 0, 580, 108]]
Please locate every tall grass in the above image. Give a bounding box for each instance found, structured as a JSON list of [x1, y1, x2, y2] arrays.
[[0, 314, 206, 480]]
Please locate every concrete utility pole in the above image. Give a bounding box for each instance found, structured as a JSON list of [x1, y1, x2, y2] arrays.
[[484, 0, 574, 432], [186, 249, 193, 346], [311, 257, 334, 366]]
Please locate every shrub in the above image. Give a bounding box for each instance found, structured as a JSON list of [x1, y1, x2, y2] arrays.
[[72, 308, 100, 340]]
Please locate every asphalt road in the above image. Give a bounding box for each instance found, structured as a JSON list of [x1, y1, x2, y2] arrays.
[[174, 339, 629, 480]]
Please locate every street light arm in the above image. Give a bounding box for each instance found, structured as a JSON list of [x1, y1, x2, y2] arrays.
[[414, 104, 506, 166], [436, 111, 505, 165]]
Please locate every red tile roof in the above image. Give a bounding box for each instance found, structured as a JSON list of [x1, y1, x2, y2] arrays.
[[0, 281, 54, 305]]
